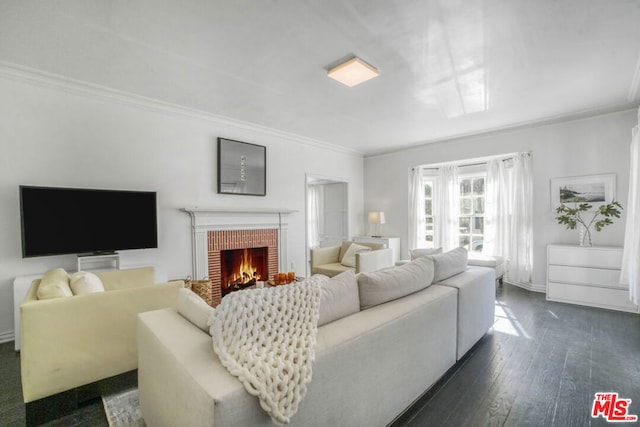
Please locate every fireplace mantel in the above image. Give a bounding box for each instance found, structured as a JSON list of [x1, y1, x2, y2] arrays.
[[181, 208, 296, 279]]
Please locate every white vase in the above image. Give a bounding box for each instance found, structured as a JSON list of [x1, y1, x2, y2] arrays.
[[578, 223, 592, 247]]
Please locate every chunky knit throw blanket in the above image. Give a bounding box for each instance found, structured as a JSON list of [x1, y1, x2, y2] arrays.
[[210, 279, 321, 425]]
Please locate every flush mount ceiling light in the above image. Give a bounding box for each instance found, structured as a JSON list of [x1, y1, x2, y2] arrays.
[[327, 56, 379, 87]]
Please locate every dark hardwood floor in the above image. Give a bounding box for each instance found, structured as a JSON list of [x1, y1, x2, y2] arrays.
[[1, 283, 638, 426], [393, 283, 640, 427]]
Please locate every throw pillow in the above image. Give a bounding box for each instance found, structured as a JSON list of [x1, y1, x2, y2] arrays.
[[37, 268, 73, 299], [177, 287, 216, 333], [410, 247, 443, 260], [69, 271, 105, 295], [318, 270, 360, 326], [357, 256, 435, 309], [341, 243, 371, 268], [429, 247, 468, 282]]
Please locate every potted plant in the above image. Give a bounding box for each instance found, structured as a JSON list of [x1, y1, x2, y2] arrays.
[[555, 200, 623, 246]]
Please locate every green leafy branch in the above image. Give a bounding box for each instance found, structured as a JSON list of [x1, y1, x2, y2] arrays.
[[555, 199, 623, 232]]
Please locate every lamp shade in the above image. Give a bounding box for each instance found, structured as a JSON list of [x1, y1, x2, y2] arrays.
[[368, 211, 386, 225]]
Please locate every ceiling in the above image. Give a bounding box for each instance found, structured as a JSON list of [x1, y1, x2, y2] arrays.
[[1, 0, 640, 156]]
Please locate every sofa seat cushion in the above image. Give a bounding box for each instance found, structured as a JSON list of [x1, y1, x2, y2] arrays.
[[37, 268, 72, 300], [317, 271, 360, 326], [70, 271, 105, 295], [357, 257, 435, 309], [312, 263, 351, 277]]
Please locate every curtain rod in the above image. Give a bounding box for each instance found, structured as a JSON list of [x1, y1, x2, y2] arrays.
[[412, 151, 531, 172]]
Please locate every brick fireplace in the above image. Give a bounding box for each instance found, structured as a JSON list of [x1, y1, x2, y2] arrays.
[[209, 229, 278, 296], [182, 208, 295, 299]]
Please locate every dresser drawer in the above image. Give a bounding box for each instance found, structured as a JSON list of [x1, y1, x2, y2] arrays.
[[548, 246, 622, 269], [548, 282, 638, 313], [548, 265, 624, 289]]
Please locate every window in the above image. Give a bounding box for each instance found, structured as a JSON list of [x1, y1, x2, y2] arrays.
[[423, 179, 435, 248], [422, 172, 486, 252], [458, 176, 485, 252]]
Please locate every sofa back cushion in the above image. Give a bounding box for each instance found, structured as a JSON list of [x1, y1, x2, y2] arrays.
[[178, 287, 215, 333], [429, 247, 468, 282], [70, 271, 105, 295], [318, 271, 360, 326], [356, 257, 435, 309], [96, 267, 155, 291], [37, 268, 73, 300], [410, 247, 443, 260]]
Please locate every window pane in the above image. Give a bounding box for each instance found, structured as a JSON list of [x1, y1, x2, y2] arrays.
[[425, 199, 432, 216], [459, 235, 470, 249], [474, 197, 484, 214], [460, 179, 472, 196], [474, 217, 484, 234], [424, 183, 432, 198], [460, 198, 472, 215], [472, 236, 483, 252], [425, 217, 434, 231], [473, 178, 485, 195], [459, 217, 470, 234]]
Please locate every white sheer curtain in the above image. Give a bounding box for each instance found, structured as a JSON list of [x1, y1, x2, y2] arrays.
[[408, 167, 425, 250], [508, 153, 533, 283], [620, 114, 640, 304], [307, 184, 321, 248], [434, 165, 459, 251], [483, 159, 509, 256], [483, 152, 533, 283]]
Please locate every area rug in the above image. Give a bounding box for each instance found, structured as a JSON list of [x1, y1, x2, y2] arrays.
[[101, 387, 146, 427]]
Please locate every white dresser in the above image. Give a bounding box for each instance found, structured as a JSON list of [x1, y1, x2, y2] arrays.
[[546, 245, 638, 313], [353, 236, 401, 264]]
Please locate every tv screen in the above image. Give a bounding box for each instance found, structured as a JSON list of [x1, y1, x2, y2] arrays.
[[20, 186, 158, 257]]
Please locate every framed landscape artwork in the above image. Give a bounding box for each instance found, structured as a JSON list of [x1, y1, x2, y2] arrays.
[[217, 138, 266, 196], [550, 173, 616, 210]]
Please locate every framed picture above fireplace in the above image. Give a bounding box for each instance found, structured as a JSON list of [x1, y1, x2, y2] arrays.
[[217, 138, 266, 196]]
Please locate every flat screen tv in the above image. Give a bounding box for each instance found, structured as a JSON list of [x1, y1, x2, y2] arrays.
[[20, 185, 158, 258]]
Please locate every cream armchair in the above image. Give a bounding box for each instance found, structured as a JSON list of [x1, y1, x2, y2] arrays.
[[311, 241, 393, 277], [20, 266, 182, 423]]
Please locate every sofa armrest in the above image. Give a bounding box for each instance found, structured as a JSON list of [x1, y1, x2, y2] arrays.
[[310, 246, 341, 268], [20, 281, 182, 403], [356, 248, 393, 273]]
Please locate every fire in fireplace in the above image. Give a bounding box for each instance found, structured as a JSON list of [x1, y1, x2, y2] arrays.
[[220, 247, 268, 295]]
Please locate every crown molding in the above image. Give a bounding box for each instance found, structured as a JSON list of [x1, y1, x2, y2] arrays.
[[0, 60, 363, 157]]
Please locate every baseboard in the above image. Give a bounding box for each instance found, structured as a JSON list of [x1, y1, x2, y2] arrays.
[[504, 279, 546, 293], [0, 331, 14, 344]]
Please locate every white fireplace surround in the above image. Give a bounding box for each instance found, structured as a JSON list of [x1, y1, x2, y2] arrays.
[[181, 208, 296, 279]]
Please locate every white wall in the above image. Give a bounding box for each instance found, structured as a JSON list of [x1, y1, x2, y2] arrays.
[[364, 109, 637, 290], [0, 70, 364, 340]]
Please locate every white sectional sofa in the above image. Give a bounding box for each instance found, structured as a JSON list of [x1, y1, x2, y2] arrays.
[[137, 248, 495, 426]]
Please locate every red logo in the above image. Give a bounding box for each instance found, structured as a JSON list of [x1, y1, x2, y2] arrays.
[[592, 392, 638, 422]]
